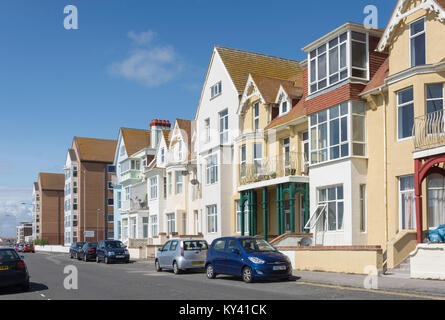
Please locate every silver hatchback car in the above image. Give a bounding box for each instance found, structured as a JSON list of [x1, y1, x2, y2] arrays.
[[155, 239, 208, 274]]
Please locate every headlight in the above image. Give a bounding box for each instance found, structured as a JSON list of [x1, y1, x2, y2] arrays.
[[108, 251, 115, 256], [124, 249, 129, 254], [248, 257, 265, 264], [285, 255, 291, 263]]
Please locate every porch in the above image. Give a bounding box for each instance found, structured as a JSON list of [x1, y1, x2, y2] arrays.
[[238, 178, 309, 240]]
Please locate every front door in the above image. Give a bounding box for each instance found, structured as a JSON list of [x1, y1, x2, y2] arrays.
[[283, 200, 291, 232], [158, 241, 171, 267]]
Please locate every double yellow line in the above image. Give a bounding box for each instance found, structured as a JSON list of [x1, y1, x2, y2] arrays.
[[295, 281, 445, 300]]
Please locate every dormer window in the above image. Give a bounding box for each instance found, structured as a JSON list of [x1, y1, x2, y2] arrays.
[[308, 30, 369, 95], [211, 81, 222, 98], [410, 18, 426, 67], [281, 101, 288, 114]]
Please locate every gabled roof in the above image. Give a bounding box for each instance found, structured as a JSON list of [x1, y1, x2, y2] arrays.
[[121, 128, 151, 157], [215, 46, 302, 94], [250, 74, 302, 103], [176, 119, 193, 147], [68, 149, 77, 162], [377, 0, 445, 51], [162, 130, 171, 147], [38, 173, 65, 191], [361, 58, 390, 96], [74, 137, 117, 163]]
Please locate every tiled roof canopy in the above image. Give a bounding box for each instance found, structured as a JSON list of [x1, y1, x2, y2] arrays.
[[38, 173, 65, 191], [74, 137, 117, 163], [121, 128, 151, 157], [216, 46, 302, 93], [361, 58, 390, 95]]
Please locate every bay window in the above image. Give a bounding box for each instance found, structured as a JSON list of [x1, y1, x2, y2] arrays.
[[150, 176, 158, 200], [253, 143, 263, 175], [176, 171, 183, 194], [240, 145, 246, 178], [207, 205, 218, 233], [309, 30, 369, 94]]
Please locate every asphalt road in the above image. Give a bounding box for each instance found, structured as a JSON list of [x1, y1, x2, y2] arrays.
[[0, 252, 434, 300]]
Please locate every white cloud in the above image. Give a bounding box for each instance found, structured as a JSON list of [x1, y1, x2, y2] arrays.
[[109, 30, 183, 88], [0, 186, 32, 238], [127, 30, 157, 46]]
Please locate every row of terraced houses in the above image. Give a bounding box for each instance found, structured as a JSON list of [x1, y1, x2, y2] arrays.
[[31, 0, 445, 278]]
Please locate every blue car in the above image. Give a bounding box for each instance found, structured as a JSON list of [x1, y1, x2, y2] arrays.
[[205, 237, 292, 283], [96, 240, 130, 264]]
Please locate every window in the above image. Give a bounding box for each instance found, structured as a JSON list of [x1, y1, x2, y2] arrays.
[[240, 145, 246, 178], [426, 83, 444, 114], [125, 187, 130, 200], [177, 141, 183, 161], [131, 218, 136, 238], [73, 198, 78, 211], [283, 138, 290, 173], [150, 215, 158, 237], [310, 32, 348, 94], [351, 101, 366, 156], [211, 81, 222, 98], [168, 173, 172, 195], [150, 176, 158, 200], [176, 171, 183, 194], [253, 143, 263, 175], [318, 186, 344, 231], [107, 214, 114, 222], [205, 118, 211, 143], [351, 31, 368, 79], [206, 154, 218, 185], [167, 213, 175, 234], [107, 231, 114, 240], [310, 102, 349, 164], [397, 87, 414, 140], [281, 101, 288, 115], [73, 166, 78, 177], [410, 18, 426, 67], [213, 239, 226, 252], [163, 177, 167, 199], [107, 181, 113, 190], [399, 176, 416, 230], [117, 221, 121, 240], [120, 145, 126, 156], [107, 198, 114, 206], [427, 174, 445, 228], [219, 109, 229, 144], [161, 148, 165, 163], [207, 205, 217, 233], [117, 192, 122, 209], [360, 185, 367, 232], [236, 200, 249, 234], [254, 102, 260, 131], [107, 165, 116, 173], [142, 217, 149, 238]]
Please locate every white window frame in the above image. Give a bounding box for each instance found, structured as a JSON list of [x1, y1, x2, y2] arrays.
[[410, 17, 426, 68], [426, 83, 444, 114], [167, 213, 176, 234], [210, 81, 222, 99], [253, 102, 260, 131], [397, 87, 415, 141], [219, 109, 229, 145], [150, 176, 158, 200], [176, 171, 183, 194], [318, 185, 344, 232], [207, 205, 218, 234], [206, 154, 218, 185], [150, 215, 158, 237], [205, 118, 211, 143], [398, 175, 416, 231], [240, 145, 247, 178]]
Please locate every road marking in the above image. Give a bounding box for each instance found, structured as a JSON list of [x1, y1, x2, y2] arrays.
[[40, 294, 46, 298], [126, 270, 151, 273], [295, 281, 445, 300], [144, 273, 171, 277]]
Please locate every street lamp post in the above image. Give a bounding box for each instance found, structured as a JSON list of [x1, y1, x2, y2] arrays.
[[97, 209, 100, 241]]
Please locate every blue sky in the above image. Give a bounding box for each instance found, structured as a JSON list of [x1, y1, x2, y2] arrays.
[[0, 0, 395, 237]]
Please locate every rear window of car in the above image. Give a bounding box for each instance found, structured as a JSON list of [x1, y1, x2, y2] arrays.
[[88, 242, 98, 248], [183, 241, 208, 251], [0, 250, 20, 262], [212, 240, 226, 252]]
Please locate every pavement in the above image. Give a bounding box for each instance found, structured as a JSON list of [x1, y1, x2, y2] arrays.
[[0, 252, 444, 300]]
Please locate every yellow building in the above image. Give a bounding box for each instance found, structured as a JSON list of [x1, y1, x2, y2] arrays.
[[362, 0, 445, 268], [232, 73, 310, 240]]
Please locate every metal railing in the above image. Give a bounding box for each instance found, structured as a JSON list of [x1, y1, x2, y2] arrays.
[[413, 110, 445, 150], [239, 152, 307, 186]]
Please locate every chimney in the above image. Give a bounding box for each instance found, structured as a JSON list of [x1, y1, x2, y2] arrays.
[[150, 119, 171, 148]]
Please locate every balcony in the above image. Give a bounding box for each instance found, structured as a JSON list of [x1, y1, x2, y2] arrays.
[[120, 170, 143, 185], [122, 183, 149, 212], [239, 152, 307, 186], [413, 110, 445, 151]]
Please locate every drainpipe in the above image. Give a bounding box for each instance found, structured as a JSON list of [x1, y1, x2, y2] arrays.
[[379, 88, 389, 245]]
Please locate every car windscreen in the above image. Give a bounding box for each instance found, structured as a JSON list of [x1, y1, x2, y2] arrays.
[[239, 239, 276, 253], [105, 241, 125, 249], [183, 241, 208, 251], [0, 249, 20, 262], [88, 242, 98, 248], [76, 242, 85, 248]]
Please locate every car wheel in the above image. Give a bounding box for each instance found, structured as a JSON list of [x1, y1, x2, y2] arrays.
[[206, 264, 216, 279], [155, 259, 162, 272], [77, 253, 81, 261], [105, 257, 110, 264], [22, 281, 30, 292], [70, 252, 73, 259], [242, 266, 253, 283], [83, 254, 87, 262], [173, 261, 181, 275]]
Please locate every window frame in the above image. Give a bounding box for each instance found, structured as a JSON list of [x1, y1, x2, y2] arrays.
[[397, 87, 415, 141], [175, 171, 183, 194], [150, 176, 158, 200], [207, 205, 218, 234], [253, 102, 260, 131], [398, 175, 416, 231], [219, 109, 229, 145], [206, 154, 218, 185], [410, 17, 426, 68], [425, 83, 444, 115], [210, 81, 222, 99], [317, 185, 345, 232]]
